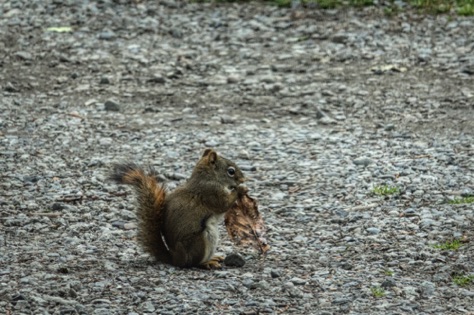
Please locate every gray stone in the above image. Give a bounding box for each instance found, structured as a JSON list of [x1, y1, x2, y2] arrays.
[[220, 115, 236, 124], [148, 75, 166, 84], [99, 77, 111, 85], [366, 227, 381, 234], [98, 30, 115, 40], [420, 281, 436, 297], [381, 278, 396, 288], [271, 269, 281, 278], [15, 51, 32, 60], [353, 157, 374, 166], [224, 253, 245, 268], [143, 301, 155, 312], [104, 100, 120, 112], [290, 277, 307, 285]]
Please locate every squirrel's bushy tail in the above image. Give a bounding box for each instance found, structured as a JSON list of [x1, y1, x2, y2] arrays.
[[111, 163, 172, 264]]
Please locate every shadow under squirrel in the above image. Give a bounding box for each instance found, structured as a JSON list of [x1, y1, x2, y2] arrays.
[[111, 149, 247, 268]]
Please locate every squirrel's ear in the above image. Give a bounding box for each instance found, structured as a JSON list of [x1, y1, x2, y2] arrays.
[[202, 149, 217, 164], [202, 148, 214, 157]]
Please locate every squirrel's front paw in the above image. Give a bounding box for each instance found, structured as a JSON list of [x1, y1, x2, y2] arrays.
[[236, 185, 249, 196]]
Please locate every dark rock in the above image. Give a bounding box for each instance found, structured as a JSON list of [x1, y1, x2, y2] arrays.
[[381, 278, 396, 288], [111, 221, 126, 229], [271, 269, 281, 278], [147, 75, 166, 84], [4, 82, 19, 92], [51, 203, 64, 211], [104, 100, 120, 112], [12, 293, 26, 302], [99, 77, 111, 85], [224, 253, 245, 267]]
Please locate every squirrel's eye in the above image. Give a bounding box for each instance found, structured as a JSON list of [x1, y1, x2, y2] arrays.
[[227, 167, 235, 177]]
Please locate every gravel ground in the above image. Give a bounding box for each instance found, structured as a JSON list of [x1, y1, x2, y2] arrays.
[[1, 1, 474, 314]]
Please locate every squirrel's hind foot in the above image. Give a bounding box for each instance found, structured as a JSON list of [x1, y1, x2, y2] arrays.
[[200, 256, 224, 269]]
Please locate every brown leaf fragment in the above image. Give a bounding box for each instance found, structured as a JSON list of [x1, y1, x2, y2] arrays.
[[288, 186, 300, 194], [225, 194, 270, 255]]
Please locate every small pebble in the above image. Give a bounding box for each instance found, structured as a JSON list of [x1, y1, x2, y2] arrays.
[[104, 100, 120, 112]]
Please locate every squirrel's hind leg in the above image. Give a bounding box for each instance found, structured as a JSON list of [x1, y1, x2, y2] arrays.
[[171, 236, 212, 268]]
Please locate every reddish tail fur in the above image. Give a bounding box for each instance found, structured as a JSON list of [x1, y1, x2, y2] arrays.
[[111, 163, 171, 264]]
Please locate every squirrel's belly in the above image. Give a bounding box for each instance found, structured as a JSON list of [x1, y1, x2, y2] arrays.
[[200, 213, 225, 263]]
